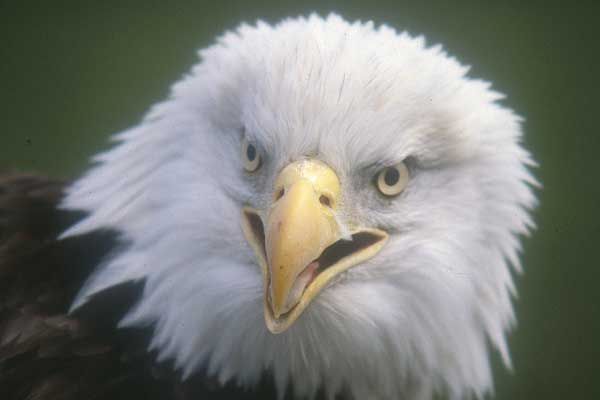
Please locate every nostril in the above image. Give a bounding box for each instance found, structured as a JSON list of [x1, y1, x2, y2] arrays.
[[319, 194, 332, 208], [275, 187, 285, 201]]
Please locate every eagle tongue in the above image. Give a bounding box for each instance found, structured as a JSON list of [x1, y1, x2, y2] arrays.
[[282, 261, 320, 314]]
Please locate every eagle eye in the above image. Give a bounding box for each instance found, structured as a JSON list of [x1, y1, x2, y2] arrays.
[[242, 138, 261, 172], [375, 162, 409, 197]]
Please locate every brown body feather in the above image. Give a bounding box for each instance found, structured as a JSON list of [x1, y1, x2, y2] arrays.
[[0, 173, 143, 399]]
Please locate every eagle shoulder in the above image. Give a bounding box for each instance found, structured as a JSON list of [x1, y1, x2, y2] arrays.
[[0, 173, 158, 399]]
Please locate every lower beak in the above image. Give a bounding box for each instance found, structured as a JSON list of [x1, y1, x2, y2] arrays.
[[242, 160, 388, 333]]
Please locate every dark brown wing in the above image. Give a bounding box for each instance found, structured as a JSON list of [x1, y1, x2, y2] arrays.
[[0, 173, 181, 400], [0, 173, 135, 399]]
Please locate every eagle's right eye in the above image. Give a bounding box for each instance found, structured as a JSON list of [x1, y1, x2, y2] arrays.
[[375, 162, 409, 197], [242, 138, 262, 172]]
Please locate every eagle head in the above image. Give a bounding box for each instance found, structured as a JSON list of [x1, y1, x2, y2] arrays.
[[61, 14, 536, 400]]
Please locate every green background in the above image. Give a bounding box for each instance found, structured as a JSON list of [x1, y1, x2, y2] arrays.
[[2, 1, 598, 398]]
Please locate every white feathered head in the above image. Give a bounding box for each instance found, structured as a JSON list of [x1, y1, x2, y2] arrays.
[[61, 14, 537, 400]]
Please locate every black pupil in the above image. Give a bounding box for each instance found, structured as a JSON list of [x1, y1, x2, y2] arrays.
[[246, 144, 256, 161], [384, 167, 400, 186]]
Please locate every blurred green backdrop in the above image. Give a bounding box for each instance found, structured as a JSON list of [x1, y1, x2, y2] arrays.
[[1, 1, 598, 399]]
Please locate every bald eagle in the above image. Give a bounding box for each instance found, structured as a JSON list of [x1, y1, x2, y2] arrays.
[[0, 14, 537, 400]]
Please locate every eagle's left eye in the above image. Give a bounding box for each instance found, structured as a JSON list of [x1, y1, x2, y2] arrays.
[[375, 162, 410, 197], [242, 138, 261, 172]]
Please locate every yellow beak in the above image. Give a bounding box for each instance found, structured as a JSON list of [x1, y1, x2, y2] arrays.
[[242, 160, 388, 334]]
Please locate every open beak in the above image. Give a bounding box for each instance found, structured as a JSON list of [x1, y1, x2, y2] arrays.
[[242, 160, 388, 334]]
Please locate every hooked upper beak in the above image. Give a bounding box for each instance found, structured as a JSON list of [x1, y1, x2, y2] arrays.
[[242, 160, 388, 333]]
